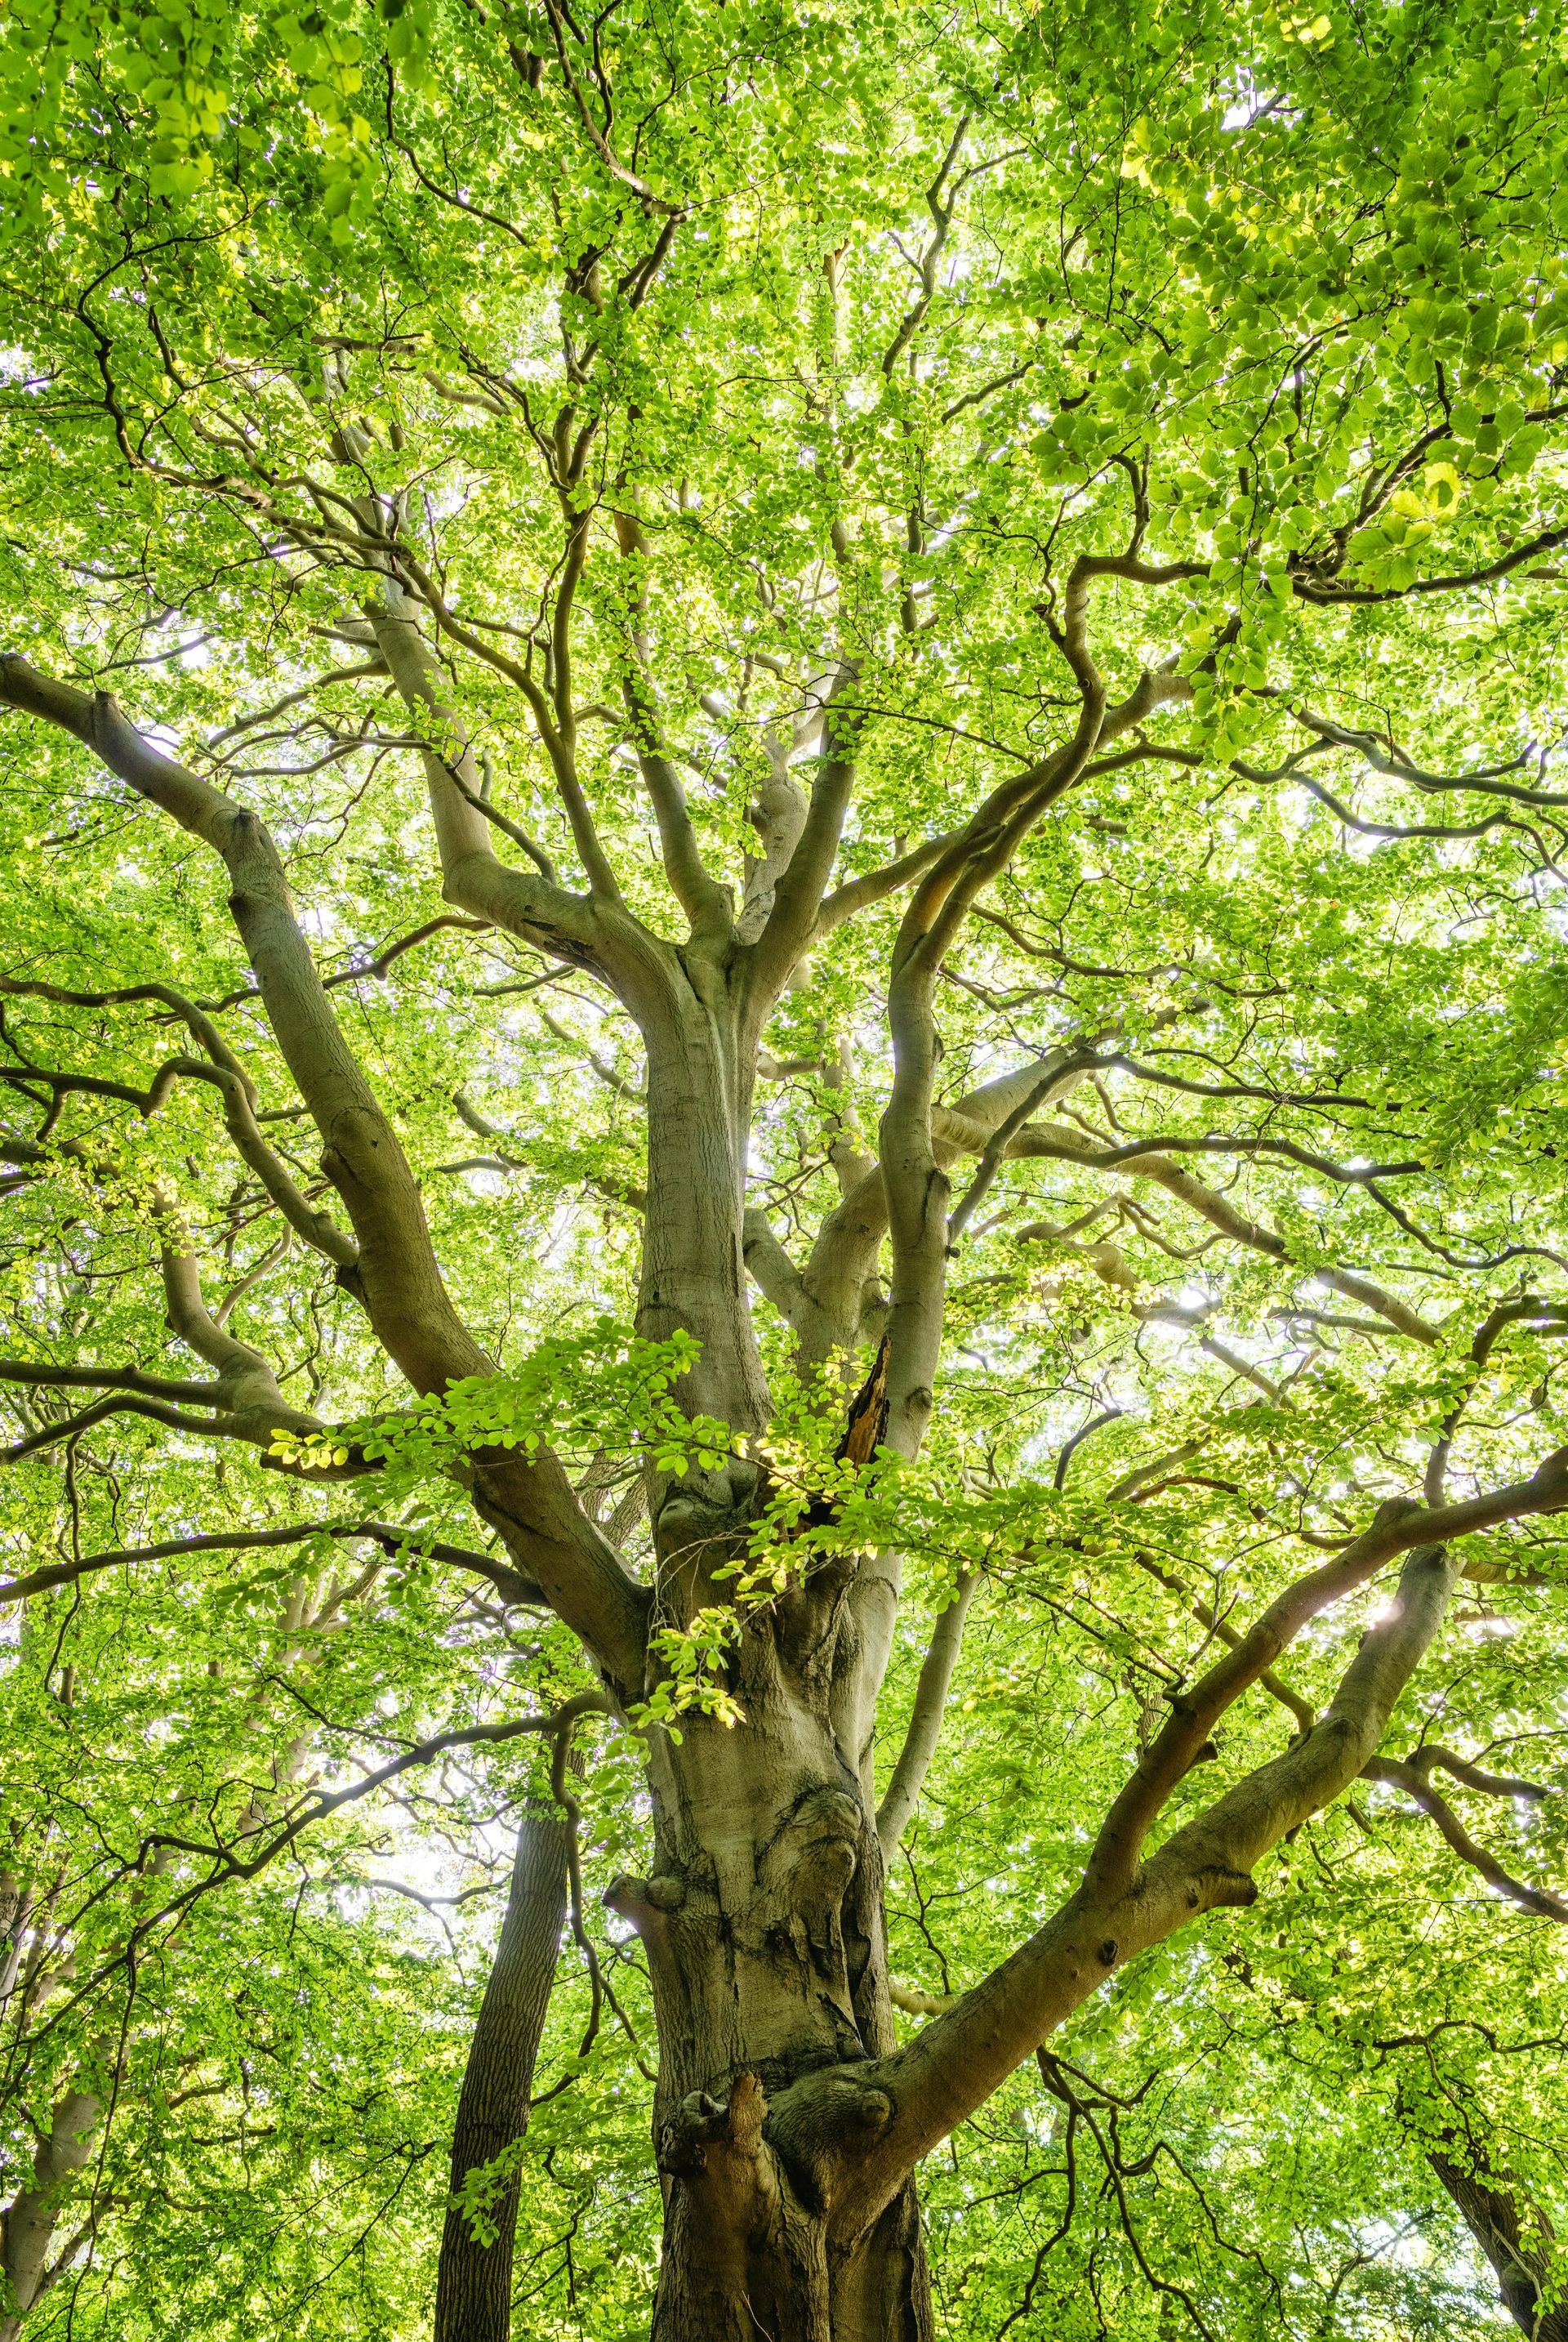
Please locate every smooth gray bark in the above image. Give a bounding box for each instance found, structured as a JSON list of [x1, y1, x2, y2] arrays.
[[876, 1574, 976, 1861], [0, 2087, 100, 2342]]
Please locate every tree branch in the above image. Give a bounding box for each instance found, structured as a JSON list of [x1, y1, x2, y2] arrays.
[[1362, 1756, 1568, 1922], [875, 1572, 976, 1858], [365, 576, 622, 945], [611, 509, 733, 943], [819, 1449, 1568, 2219], [0, 1517, 546, 1609], [742, 662, 865, 1014], [1004, 1120, 1438, 1345], [0, 650, 651, 1689]]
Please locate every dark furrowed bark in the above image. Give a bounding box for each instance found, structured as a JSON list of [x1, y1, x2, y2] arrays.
[[1431, 2152, 1568, 2340], [1394, 2074, 1568, 2341], [434, 1806, 570, 2342]]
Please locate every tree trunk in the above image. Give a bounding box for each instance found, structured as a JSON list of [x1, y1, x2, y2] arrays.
[[639, 979, 770, 1439], [616, 978, 936, 2335], [1396, 2072, 1568, 2342], [651, 2136, 930, 2342], [0, 2087, 100, 2341], [610, 1646, 934, 2340], [433, 1806, 569, 2342], [1428, 2143, 1568, 2341]]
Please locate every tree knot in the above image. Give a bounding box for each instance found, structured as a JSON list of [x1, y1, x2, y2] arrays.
[[604, 1870, 684, 1929], [657, 2071, 768, 2182], [1195, 1865, 1258, 1911]]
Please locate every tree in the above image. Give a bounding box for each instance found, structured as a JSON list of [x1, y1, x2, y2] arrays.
[[1405, 2084, 1568, 2342], [434, 1802, 568, 2342], [3, 0, 1568, 2331]]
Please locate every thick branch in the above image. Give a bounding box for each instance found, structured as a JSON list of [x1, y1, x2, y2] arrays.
[[742, 663, 865, 1011], [814, 832, 955, 938], [840, 1537, 1465, 2216], [0, 1358, 217, 1407], [1410, 2094, 1568, 2342], [0, 652, 649, 1687], [365, 579, 623, 950], [878, 589, 1114, 1452], [813, 1450, 1568, 2220]]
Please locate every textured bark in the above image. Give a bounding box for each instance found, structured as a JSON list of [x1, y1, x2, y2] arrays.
[[0, 654, 651, 1693], [652, 2090, 931, 2342], [434, 1806, 569, 2342], [590, 937, 943, 2335], [12, 609, 1568, 2342], [1400, 2086, 1568, 2342], [1432, 2148, 1568, 2341], [610, 1593, 936, 2338]]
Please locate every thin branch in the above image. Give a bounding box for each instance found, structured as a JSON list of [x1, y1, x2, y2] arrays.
[[876, 1573, 977, 1858], [1363, 1756, 1568, 1923]]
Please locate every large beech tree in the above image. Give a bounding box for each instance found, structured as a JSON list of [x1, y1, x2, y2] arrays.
[[3, 0, 1568, 2332]]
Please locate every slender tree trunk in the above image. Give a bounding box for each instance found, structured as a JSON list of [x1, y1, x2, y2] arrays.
[[1428, 2140, 1568, 2340], [433, 1805, 569, 2342]]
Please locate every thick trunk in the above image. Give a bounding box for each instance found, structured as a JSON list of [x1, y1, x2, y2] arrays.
[[611, 1615, 933, 2340], [652, 2140, 930, 2342], [626, 980, 936, 2332], [639, 979, 770, 1440], [433, 1807, 569, 2342]]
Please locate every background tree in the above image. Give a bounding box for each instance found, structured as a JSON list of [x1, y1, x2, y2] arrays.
[[3, 0, 1568, 2333]]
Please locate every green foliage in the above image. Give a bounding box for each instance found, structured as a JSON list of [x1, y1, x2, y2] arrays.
[[266, 1323, 724, 1481]]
